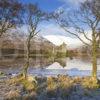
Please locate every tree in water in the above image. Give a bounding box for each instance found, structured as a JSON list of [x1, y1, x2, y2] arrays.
[[53, 0, 100, 78], [22, 4, 46, 79]]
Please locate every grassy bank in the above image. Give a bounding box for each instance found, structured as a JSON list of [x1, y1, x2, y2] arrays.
[[0, 75, 100, 100]]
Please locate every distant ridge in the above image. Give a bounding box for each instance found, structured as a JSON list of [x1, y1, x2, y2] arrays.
[[43, 35, 83, 49]]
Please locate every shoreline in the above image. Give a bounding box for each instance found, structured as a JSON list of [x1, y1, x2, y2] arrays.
[[0, 74, 100, 100]]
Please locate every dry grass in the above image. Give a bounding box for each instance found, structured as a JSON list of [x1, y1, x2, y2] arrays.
[[5, 90, 21, 100], [82, 77, 99, 89], [2, 75, 100, 100], [7, 74, 37, 92]]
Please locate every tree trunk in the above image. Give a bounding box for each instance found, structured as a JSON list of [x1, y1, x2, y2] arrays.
[[92, 33, 97, 78], [23, 38, 30, 79]]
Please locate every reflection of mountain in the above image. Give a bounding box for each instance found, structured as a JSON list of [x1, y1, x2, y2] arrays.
[[46, 62, 64, 69], [46, 58, 100, 70], [0, 32, 70, 59], [0, 35, 55, 58]]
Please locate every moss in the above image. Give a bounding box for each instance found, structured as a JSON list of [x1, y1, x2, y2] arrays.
[[0, 71, 5, 76]]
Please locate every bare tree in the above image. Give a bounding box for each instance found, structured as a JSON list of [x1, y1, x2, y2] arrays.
[[54, 0, 100, 78], [0, 0, 23, 37], [22, 4, 45, 78]]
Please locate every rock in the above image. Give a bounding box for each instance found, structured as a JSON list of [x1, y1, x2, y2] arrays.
[[8, 73, 12, 76], [95, 96, 100, 100], [70, 95, 80, 100], [37, 91, 48, 100], [57, 97, 63, 100], [81, 97, 96, 100], [48, 98, 56, 100]]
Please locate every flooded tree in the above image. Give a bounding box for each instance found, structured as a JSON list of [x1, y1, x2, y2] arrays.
[[0, 0, 23, 37], [54, 0, 100, 78], [22, 4, 46, 78]]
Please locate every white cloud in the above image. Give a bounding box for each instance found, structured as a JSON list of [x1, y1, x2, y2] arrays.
[[21, 21, 91, 49], [39, 22, 69, 36], [43, 35, 83, 49], [60, 0, 86, 6], [39, 22, 92, 49]]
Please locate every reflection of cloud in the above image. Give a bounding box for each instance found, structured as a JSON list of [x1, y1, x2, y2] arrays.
[[46, 62, 64, 69]]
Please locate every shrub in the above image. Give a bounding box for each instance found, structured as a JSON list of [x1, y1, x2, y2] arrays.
[[46, 77, 58, 98], [8, 75, 37, 92], [82, 77, 99, 89], [57, 75, 74, 98]]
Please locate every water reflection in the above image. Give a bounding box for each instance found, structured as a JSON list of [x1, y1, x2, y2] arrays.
[[29, 57, 100, 77], [0, 57, 100, 77], [28, 57, 100, 77], [54, 58, 66, 67]]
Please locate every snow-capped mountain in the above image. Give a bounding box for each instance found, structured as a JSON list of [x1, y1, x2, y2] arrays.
[[43, 35, 83, 49]]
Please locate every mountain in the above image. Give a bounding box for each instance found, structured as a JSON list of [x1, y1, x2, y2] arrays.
[[43, 35, 83, 49]]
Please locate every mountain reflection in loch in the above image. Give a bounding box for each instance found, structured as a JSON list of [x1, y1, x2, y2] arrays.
[[0, 57, 100, 77], [29, 57, 100, 77]]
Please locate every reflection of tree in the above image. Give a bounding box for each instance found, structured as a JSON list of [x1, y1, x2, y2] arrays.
[[55, 58, 66, 68], [22, 4, 45, 78]]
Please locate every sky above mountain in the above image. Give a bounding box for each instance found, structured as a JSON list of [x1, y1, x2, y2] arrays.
[[21, 0, 89, 48]]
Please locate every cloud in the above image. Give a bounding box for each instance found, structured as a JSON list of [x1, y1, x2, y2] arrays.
[[43, 34, 83, 49], [39, 21, 71, 37], [21, 20, 91, 49], [59, 0, 86, 6], [38, 21, 91, 49]]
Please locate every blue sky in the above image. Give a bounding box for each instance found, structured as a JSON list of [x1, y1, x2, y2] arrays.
[[20, 0, 86, 12], [20, 0, 90, 48], [21, 0, 70, 12]]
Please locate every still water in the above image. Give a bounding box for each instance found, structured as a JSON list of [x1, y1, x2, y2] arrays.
[[0, 57, 100, 77], [28, 57, 100, 77]]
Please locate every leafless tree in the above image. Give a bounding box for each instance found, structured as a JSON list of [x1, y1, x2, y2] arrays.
[[22, 4, 46, 78], [54, 0, 100, 78], [0, 0, 23, 37]]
